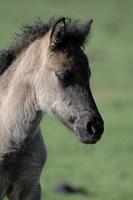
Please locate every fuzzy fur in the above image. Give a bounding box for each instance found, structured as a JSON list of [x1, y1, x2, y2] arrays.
[[0, 16, 103, 200], [0, 17, 92, 75]]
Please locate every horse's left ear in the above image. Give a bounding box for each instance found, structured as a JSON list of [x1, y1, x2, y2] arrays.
[[80, 19, 93, 41], [49, 17, 66, 50]]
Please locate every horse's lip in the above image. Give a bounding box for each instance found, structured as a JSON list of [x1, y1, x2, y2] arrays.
[[80, 136, 101, 144], [74, 126, 102, 144]]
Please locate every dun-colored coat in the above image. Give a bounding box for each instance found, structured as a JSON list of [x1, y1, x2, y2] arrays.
[[0, 17, 104, 200]]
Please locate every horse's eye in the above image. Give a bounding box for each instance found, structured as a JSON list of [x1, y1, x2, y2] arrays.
[[55, 71, 72, 87]]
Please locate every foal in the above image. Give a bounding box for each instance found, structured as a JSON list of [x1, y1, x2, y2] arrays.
[[0, 17, 104, 199]]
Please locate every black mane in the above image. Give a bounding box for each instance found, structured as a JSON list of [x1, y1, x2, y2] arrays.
[[0, 17, 92, 75]]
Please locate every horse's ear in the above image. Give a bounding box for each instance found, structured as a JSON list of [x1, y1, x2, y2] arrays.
[[49, 17, 66, 50], [81, 19, 93, 39]]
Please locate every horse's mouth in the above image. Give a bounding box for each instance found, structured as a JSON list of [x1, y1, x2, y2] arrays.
[[62, 118, 103, 144], [74, 126, 102, 144], [80, 136, 101, 144]]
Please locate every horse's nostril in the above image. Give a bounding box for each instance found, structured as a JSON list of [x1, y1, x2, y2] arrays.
[[86, 122, 94, 135], [86, 119, 104, 136], [93, 120, 104, 135]]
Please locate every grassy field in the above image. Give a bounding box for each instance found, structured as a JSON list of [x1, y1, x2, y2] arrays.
[[0, 0, 133, 199]]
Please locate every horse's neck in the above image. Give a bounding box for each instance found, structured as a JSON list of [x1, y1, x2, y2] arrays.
[[0, 82, 42, 155], [0, 39, 42, 105], [0, 57, 20, 107], [0, 43, 43, 155]]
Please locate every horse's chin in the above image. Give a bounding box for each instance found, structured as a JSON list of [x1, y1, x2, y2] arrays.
[[74, 126, 102, 145], [79, 137, 99, 144], [61, 120, 101, 144]]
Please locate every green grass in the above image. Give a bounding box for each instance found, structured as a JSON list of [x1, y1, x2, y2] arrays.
[[1, 0, 133, 199]]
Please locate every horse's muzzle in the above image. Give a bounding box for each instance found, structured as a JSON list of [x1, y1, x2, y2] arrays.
[[74, 118, 104, 144]]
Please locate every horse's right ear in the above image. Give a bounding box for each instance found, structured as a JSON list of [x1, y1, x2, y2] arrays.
[[49, 17, 66, 50]]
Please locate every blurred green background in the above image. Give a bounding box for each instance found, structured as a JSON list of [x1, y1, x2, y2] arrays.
[[0, 0, 133, 200]]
